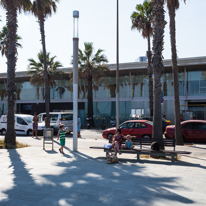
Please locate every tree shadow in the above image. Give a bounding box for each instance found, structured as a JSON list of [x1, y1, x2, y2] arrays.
[[189, 145, 206, 150], [0, 147, 195, 206]]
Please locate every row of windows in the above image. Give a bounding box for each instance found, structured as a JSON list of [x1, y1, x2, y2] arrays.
[[0, 70, 205, 101]]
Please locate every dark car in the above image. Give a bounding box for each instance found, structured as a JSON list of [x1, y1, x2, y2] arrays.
[[102, 120, 153, 140], [164, 120, 206, 143]]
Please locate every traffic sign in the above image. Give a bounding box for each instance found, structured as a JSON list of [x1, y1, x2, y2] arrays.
[[161, 97, 164, 103]]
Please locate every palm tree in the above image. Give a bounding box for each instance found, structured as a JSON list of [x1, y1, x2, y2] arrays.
[[166, 0, 186, 145], [152, 0, 167, 141], [55, 79, 68, 99], [131, 0, 153, 117], [0, 0, 31, 146], [27, 51, 63, 100], [71, 42, 109, 127], [0, 26, 22, 57], [30, 0, 59, 128]]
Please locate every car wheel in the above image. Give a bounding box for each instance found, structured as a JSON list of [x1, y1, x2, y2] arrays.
[[143, 134, 151, 139], [1, 129, 6, 135], [27, 129, 32, 136], [107, 133, 114, 143]]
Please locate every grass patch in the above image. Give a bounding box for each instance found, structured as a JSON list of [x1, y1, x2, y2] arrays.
[[140, 154, 150, 159], [0, 139, 29, 149]]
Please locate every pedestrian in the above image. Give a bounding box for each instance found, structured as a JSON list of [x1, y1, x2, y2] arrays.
[[32, 112, 39, 138], [44, 117, 48, 126], [78, 116, 81, 138], [57, 124, 69, 154], [180, 114, 184, 122], [112, 129, 125, 156], [163, 114, 166, 121], [124, 135, 134, 150]]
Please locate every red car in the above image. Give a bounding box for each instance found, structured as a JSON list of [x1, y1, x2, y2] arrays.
[[102, 120, 153, 140], [164, 120, 206, 143]]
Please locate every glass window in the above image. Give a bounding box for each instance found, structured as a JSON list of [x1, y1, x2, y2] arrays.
[[24, 116, 33, 124], [61, 114, 73, 120], [146, 121, 153, 126], [49, 114, 58, 122], [120, 122, 134, 129], [133, 122, 141, 128], [38, 115, 43, 123], [17, 117, 27, 125], [133, 122, 147, 128], [185, 123, 196, 129], [187, 71, 206, 96], [132, 74, 149, 98], [198, 123, 206, 130]]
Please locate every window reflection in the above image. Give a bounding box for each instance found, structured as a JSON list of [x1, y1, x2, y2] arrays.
[[187, 70, 206, 96]]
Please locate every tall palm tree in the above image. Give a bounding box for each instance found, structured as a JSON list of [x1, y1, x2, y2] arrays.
[[27, 51, 63, 100], [152, 0, 167, 140], [0, 0, 31, 146], [0, 26, 22, 57], [166, 0, 186, 145], [131, 0, 153, 117], [30, 0, 59, 128], [71, 42, 109, 127]]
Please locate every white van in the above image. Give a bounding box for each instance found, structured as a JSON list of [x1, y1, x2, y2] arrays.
[[0, 114, 45, 136], [38, 112, 73, 134]]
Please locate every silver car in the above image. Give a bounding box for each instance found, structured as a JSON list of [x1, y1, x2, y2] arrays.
[[38, 112, 73, 134]]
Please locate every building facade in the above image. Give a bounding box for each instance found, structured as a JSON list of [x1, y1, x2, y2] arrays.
[[0, 56, 206, 126]]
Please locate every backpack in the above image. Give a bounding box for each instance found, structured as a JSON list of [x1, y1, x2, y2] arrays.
[[151, 142, 160, 151], [106, 153, 119, 164]]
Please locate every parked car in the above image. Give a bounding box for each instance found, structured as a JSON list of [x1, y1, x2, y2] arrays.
[[102, 120, 153, 140], [38, 112, 73, 134], [139, 117, 171, 133], [164, 120, 206, 143], [0, 114, 45, 136]]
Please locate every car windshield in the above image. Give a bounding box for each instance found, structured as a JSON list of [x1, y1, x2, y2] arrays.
[[146, 121, 153, 126], [23, 116, 33, 124]]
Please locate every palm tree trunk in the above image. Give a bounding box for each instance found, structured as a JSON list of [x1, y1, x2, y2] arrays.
[[132, 83, 136, 97], [5, 1, 17, 146], [87, 75, 95, 127], [37, 87, 40, 100], [147, 35, 153, 117], [39, 15, 50, 128], [140, 83, 143, 97], [169, 7, 183, 145], [152, 0, 166, 144]]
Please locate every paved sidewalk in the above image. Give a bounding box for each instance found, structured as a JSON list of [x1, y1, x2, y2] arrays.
[[0, 136, 206, 206]]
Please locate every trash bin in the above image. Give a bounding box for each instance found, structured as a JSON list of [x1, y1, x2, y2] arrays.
[[43, 128, 54, 150]]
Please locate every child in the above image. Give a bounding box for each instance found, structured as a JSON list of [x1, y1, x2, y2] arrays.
[[57, 124, 69, 154], [124, 135, 134, 150], [112, 129, 125, 156]]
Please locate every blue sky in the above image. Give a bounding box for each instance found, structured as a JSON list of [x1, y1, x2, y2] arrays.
[[0, 0, 205, 73]]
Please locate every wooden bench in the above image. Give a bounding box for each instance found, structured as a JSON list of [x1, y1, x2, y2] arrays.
[[90, 138, 191, 163]]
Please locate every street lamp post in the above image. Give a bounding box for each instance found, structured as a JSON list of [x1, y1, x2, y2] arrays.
[[116, 0, 119, 128], [73, 10, 79, 152]]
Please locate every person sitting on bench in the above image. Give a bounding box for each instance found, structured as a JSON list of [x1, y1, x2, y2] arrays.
[[112, 129, 125, 156], [124, 135, 134, 150]]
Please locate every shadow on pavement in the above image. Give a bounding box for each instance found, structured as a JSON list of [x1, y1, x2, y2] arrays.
[[0, 145, 195, 206]]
